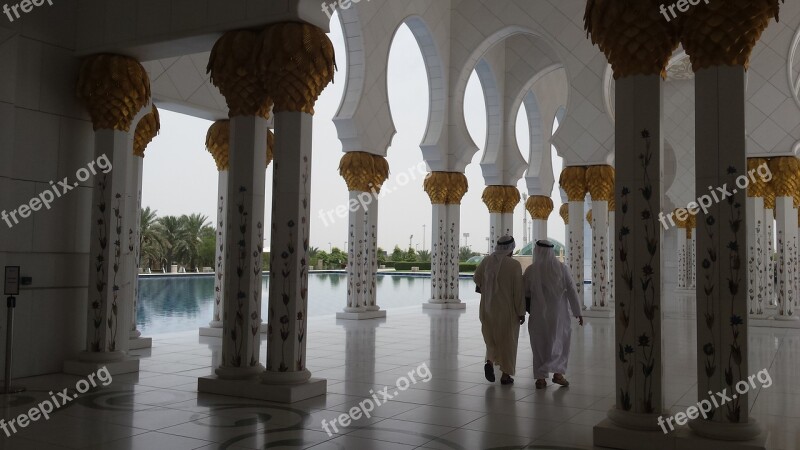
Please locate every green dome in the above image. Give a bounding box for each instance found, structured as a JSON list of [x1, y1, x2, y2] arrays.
[[515, 239, 566, 257]]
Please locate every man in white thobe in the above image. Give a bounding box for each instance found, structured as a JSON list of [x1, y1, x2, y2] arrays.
[[474, 236, 525, 385], [524, 240, 583, 388]]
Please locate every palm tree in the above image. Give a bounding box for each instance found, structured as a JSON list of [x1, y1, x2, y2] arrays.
[[417, 250, 431, 262], [157, 215, 182, 268], [140, 207, 166, 270], [174, 214, 210, 271]]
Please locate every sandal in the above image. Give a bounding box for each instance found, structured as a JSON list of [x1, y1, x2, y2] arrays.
[[484, 361, 495, 382], [535, 379, 547, 389], [552, 374, 570, 386], [500, 375, 514, 385]]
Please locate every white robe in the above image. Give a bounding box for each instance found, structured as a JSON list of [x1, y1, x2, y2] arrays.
[[474, 256, 525, 375], [524, 263, 581, 379]]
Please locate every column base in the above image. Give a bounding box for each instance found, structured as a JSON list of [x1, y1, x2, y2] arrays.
[[595, 417, 770, 450], [423, 301, 466, 310], [215, 364, 264, 380], [129, 329, 142, 339], [583, 307, 615, 318], [259, 322, 269, 334], [675, 288, 695, 295], [199, 326, 223, 338], [63, 352, 140, 376], [749, 317, 800, 328], [129, 336, 153, 350], [773, 314, 800, 322], [687, 418, 765, 447], [594, 418, 675, 450], [197, 375, 326, 404], [336, 310, 387, 320]]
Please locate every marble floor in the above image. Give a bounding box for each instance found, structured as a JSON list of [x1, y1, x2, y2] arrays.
[[1, 294, 799, 449]]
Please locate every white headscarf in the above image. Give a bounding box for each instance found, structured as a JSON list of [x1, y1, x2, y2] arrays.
[[481, 236, 515, 313], [532, 240, 566, 299]]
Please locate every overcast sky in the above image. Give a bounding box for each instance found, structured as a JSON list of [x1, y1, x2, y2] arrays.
[[141, 13, 566, 254]]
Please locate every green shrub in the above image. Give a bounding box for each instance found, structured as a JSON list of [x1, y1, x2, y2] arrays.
[[393, 262, 432, 271], [458, 263, 478, 272]]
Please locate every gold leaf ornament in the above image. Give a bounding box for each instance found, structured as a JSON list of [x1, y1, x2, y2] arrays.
[[584, 0, 681, 79], [482, 186, 521, 214], [133, 105, 160, 157], [526, 195, 554, 220], [586, 165, 615, 202], [339, 152, 387, 193], [424, 172, 469, 205], [77, 54, 151, 131], [681, 0, 783, 71], [257, 23, 336, 115], [206, 120, 230, 171], [207, 30, 272, 118], [767, 157, 800, 198], [559, 166, 588, 201], [560, 204, 570, 224]]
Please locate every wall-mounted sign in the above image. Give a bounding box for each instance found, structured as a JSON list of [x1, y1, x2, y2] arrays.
[[4, 266, 20, 296]]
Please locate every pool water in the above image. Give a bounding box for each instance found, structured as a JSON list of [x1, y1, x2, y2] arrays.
[[136, 273, 479, 334]]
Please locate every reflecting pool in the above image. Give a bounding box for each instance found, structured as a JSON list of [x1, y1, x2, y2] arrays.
[[136, 273, 479, 335]]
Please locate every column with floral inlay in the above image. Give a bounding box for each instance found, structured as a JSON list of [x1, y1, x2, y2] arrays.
[[64, 54, 152, 376], [424, 172, 468, 309], [526, 195, 553, 249], [128, 106, 159, 349], [747, 158, 769, 318], [585, 0, 676, 441], [768, 157, 799, 323], [587, 165, 614, 312], [682, 0, 781, 441], [560, 167, 588, 308], [259, 22, 336, 399], [337, 151, 389, 320], [482, 185, 519, 248]]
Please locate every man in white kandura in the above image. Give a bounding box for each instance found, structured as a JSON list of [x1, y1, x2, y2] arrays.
[[474, 235, 526, 385], [524, 240, 584, 389]]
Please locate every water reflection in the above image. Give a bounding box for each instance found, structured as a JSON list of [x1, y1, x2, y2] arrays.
[[137, 274, 477, 335]]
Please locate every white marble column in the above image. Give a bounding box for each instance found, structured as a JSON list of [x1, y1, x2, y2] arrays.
[[425, 172, 468, 310], [690, 65, 760, 441], [532, 219, 548, 244], [64, 128, 138, 375], [605, 74, 666, 432], [366, 197, 381, 311], [200, 171, 228, 337], [677, 226, 688, 289], [608, 206, 615, 305], [126, 106, 158, 350], [215, 115, 268, 379], [559, 204, 569, 262], [64, 55, 152, 376], [429, 204, 449, 305], [263, 111, 314, 385], [446, 203, 463, 304], [774, 195, 797, 320], [590, 201, 610, 310], [747, 195, 766, 317], [569, 200, 586, 305], [560, 167, 588, 307], [764, 204, 775, 308], [688, 223, 697, 289], [587, 165, 614, 313], [338, 152, 388, 320]]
